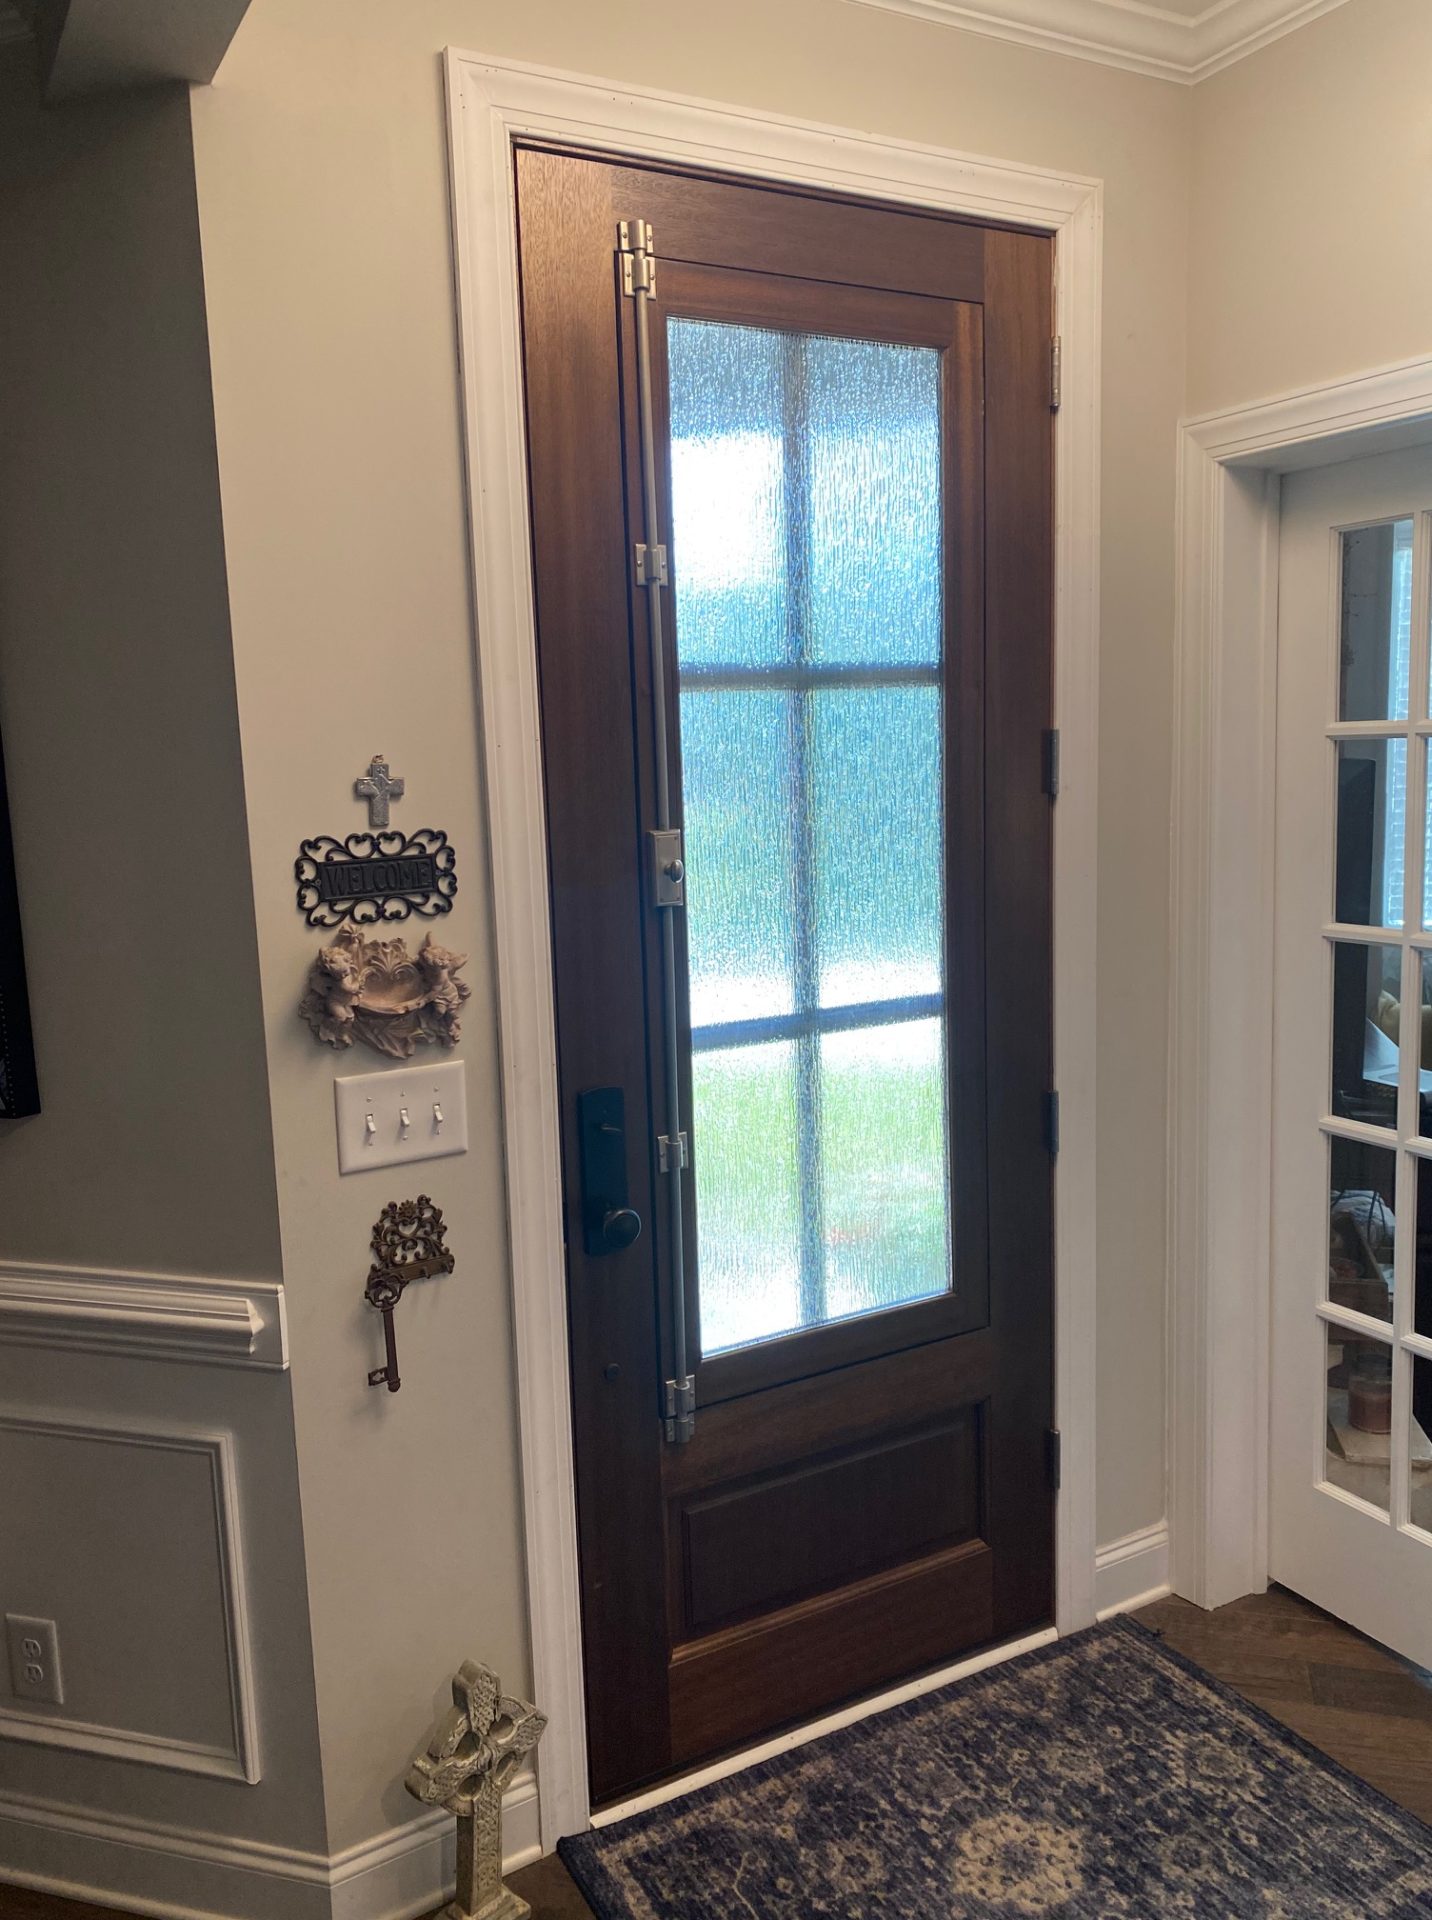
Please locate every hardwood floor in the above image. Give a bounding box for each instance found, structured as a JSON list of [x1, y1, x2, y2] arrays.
[[2, 1586, 1429, 1920], [1137, 1585, 1432, 1828]]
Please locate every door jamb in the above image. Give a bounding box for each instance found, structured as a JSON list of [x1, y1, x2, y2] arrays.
[[444, 48, 1102, 1848], [1169, 353, 1432, 1610]]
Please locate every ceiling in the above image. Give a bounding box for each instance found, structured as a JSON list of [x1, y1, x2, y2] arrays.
[[842, 0, 1356, 81]]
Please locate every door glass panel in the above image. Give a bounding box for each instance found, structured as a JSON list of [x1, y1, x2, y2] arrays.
[[1338, 518, 1413, 722], [1324, 1321, 1391, 1514], [1327, 1135, 1396, 1324], [1412, 1355, 1432, 1535], [1330, 940, 1402, 1128], [682, 690, 796, 1027], [811, 685, 942, 1009], [1334, 739, 1406, 927], [669, 316, 951, 1356], [1419, 952, 1432, 1139], [1417, 1159, 1432, 1340], [692, 1042, 801, 1355], [820, 1019, 950, 1322]]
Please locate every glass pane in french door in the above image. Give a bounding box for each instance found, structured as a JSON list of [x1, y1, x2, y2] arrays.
[[1317, 510, 1432, 1541], [667, 315, 951, 1356]]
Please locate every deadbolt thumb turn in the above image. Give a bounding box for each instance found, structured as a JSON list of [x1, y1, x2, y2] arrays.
[[578, 1087, 643, 1256]]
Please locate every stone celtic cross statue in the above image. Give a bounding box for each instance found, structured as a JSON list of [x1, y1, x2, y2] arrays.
[[406, 1661, 547, 1920]]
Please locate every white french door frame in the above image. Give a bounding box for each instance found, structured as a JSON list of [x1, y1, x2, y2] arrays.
[[1171, 354, 1432, 1609], [444, 49, 1102, 1849]]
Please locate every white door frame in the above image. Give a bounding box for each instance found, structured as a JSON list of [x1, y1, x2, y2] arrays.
[[1170, 353, 1432, 1610], [444, 49, 1102, 1848]]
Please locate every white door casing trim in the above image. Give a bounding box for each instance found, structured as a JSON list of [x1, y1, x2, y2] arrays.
[[1170, 353, 1432, 1609], [444, 49, 1102, 1847]]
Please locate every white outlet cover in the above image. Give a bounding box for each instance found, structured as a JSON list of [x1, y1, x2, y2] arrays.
[[334, 1059, 468, 1174], [5, 1613, 62, 1705]]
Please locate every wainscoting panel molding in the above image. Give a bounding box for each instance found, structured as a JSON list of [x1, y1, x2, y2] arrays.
[[0, 1772, 540, 1920], [0, 1413, 260, 1784], [0, 1259, 287, 1368]]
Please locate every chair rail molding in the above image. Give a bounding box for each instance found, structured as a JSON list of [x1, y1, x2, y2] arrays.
[[839, 0, 1353, 84], [445, 48, 1101, 1848], [0, 1259, 287, 1368], [1169, 351, 1432, 1609]]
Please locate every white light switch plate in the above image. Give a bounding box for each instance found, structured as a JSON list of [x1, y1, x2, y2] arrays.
[[334, 1060, 468, 1174]]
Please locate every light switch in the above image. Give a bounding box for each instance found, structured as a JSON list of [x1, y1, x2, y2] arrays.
[[334, 1060, 468, 1174]]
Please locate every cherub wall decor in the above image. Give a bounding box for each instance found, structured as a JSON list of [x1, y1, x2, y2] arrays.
[[299, 924, 470, 1058]]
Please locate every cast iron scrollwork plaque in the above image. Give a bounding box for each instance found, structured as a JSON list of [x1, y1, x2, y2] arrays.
[[295, 828, 457, 928]]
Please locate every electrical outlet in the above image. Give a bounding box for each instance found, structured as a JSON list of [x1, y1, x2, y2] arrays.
[[333, 1058, 468, 1174], [5, 1614, 63, 1705]]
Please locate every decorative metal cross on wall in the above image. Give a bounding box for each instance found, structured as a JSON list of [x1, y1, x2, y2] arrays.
[[355, 754, 405, 829], [407, 1660, 547, 1920]]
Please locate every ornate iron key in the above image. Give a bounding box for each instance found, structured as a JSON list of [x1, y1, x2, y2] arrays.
[[363, 1195, 456, 1393]]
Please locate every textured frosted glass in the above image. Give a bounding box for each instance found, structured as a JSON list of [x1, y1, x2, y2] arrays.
[[668, 313, 952, 1359], [668, 322, 789, 669], [681, 689, 795, 1028], [812, 687, 942, 1007], [668, 319, 941, 668], [820, 1020, 950, 1321], [694, 1043, 802, 1355], [803, 335, 942, 666]]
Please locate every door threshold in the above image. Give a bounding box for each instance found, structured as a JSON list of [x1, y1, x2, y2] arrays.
[[588, 1623, 1058, 1830]]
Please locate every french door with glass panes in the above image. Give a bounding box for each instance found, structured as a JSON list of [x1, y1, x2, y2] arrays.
[[1272, 446, 1432, 1668], [515, 146, 1055, 1805]]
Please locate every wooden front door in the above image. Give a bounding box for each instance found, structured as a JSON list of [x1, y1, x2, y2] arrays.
[[515, 145, 1055, 1808]]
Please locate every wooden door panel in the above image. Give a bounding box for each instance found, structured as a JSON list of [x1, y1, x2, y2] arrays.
[[677, 1415, 983, 1636], [515, 142, 1054, 1808], [668, 1540, 995, 1764]]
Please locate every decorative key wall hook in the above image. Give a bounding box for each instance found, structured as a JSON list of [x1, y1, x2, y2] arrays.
[[364, 1195, 455, 1392]]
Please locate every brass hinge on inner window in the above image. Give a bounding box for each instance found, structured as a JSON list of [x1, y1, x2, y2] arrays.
[[618, 218, 657, 299]]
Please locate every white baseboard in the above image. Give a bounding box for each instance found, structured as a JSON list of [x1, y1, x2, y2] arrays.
[[0, 1771, 540, 1920], [1094, 1522, 1171, 1620]]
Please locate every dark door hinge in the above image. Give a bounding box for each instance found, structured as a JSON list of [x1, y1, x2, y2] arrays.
[[664, 1373, 695, 1445], [1046, 1427, 1062, 1492], [1043, 1089, 1060, 1158], [1042, 727, 1060, 800]]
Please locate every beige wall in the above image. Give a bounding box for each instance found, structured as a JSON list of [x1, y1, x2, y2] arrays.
[[190, 0, 1188, 1850], [1190, 0, 1432, 416], [0, 53, 327, 1867], [0, 54, 280, 1280]]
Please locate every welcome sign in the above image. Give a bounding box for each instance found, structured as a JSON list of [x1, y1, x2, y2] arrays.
[[295, 829, 457, 928]]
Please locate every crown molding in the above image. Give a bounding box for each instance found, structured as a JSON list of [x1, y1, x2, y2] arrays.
[[841, 0, 1353, 82]]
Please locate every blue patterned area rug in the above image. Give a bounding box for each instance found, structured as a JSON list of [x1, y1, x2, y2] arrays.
[[559, 1618, 1432, 1918]]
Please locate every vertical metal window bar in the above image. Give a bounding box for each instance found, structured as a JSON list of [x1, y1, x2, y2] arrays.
[[621, 220, 694, 1444]]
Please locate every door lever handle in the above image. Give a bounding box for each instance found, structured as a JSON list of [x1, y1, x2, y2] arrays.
[[578, 1087, 643, 1256]]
